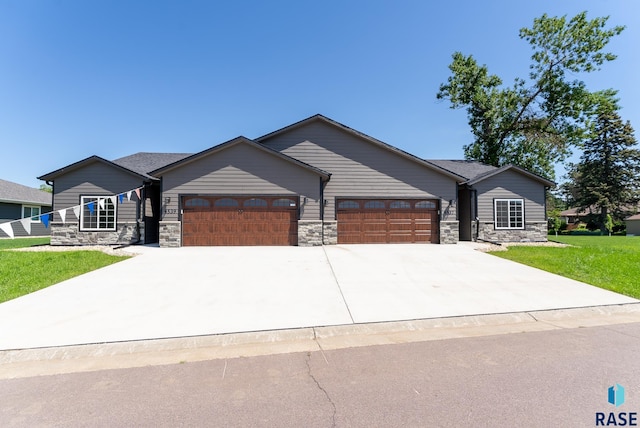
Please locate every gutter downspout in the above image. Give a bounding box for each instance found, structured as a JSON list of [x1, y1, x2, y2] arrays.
[[319, 175, 331, 245], [472, 188, 479, 241], [136, 181, 150, 245]]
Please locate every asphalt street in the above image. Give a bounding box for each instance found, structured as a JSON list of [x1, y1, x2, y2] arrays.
[[2, 321, 640, 427]]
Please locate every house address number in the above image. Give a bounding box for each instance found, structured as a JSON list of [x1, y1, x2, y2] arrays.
[[164, 208, 178, 214]]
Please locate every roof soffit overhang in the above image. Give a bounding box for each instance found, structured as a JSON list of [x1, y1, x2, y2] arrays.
[[0, 198, 51, 206]]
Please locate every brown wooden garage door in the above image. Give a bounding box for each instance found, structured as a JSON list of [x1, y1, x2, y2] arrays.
[[182, 196, 298, 246], [336, 199, 439, 244]]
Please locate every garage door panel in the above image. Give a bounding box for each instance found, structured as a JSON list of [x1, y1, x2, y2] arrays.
[[337, 199, 439, 244], [388, 234, 415, 243], [182, 196, 298, 246]]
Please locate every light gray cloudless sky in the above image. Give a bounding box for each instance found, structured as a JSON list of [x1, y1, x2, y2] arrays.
[[1, 0, 637, 188]]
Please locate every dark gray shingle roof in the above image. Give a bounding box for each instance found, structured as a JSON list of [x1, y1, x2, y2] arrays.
[[112, 152, 193, 178], [426, 160, 497, 181], [0, 179, 52, 205]]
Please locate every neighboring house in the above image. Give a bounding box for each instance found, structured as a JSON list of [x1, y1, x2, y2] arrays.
[[0, 179, 52, 237], [560, 205, 639, 228], [559, 206, 599, 225], [38, 114, 554, 247], [625, 214, 640, 236]]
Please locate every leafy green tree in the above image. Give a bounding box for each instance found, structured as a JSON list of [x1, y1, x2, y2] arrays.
[[572, 110, 640, 233], [546, 191, 566, 236], [604, 214, 614, 236], [39, 184, 52, 193], [437, 12, 624, 179]]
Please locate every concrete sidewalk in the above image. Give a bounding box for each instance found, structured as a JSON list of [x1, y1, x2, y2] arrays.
[[0, 244, 636, 350]]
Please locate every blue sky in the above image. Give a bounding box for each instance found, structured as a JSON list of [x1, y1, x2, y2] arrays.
[[1, 0, 637, 188]]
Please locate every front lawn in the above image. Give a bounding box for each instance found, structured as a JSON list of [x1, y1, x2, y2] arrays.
[[0, 243, 130, 303], [0, 237, 50, 250], [490, 236, 640, 298]]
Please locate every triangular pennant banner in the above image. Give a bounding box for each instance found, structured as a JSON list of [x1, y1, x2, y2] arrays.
[[135, 188, 141, 200], [126, 191, 132, 201], [98, 198, 105, 210], [73, 206, 81, 219], [88, 202, 95, 215], [20, 218, 31, 235], [109, 196, 117, 206], [58, 208, 67, 224], [42, 213, 50, 229], [0, 222, 14, 239], [118, 194, 124, 204]]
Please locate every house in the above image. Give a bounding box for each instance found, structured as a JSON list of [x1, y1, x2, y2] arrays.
[[559, 206, 600, 225], [37, 114, 554, 247], [0, 179, 52, 237], [625, 214, 640, 236]]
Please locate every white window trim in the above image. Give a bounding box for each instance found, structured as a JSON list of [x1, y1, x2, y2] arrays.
[[79, 196, 117, 232], [22, 205, 41, 223], [494, 198, 525, 230]]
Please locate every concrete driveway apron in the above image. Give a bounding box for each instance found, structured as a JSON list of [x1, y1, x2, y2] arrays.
[[0, 244, 635, 350], [323, 244, 637, 323]]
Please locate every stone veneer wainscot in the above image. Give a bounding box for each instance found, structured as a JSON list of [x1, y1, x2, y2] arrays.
[[50, 222, 141, 246]]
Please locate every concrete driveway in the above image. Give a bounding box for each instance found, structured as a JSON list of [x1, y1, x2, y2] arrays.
[[0, 244, 636, 350]]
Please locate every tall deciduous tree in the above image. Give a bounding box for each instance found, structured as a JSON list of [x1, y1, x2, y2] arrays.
[[437, 12, 624, 179], [572, 110, 640, 233]]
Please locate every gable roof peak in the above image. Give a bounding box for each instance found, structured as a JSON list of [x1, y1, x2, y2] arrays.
[[257, 114, 465, 182], [38, 155, 150, 182], [149, 135, 331, 179]]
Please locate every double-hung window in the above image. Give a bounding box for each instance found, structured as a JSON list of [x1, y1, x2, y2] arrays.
[[494, 199, 524, 229], [80, 196, 116, 231], [22, 206, 41, 223]]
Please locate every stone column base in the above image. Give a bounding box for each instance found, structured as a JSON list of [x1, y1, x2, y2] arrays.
[[298, 220, 323, 246], [159, 221, 181, 248], [439, 221, 459, 244], [322, 221, 337, 245]]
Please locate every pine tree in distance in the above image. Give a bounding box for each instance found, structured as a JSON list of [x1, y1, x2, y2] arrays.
[[572, 110, 640, 234]]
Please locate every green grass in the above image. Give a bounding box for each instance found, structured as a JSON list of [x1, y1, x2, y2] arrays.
[[0, 237, 50, 250], [490, 236, 640, 298], [0, 249, 129, 303]]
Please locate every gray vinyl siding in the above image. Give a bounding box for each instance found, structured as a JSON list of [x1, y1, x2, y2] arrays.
[[159, 142, 322, 221], [260, 121, 458, 220], [52, 161, 143, 223], [0, 202, 52, 237], [0, 202, 21, 221], [475, 170, 546, 223]]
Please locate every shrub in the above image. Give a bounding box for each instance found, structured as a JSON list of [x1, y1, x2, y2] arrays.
[[613, 220, 626, 233]]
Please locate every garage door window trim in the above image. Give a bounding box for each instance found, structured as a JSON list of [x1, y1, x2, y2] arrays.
[[244, 198, 268, 207], [273, 198, 297, 207], [364, 200, 385, 209], [390, 201, 411, 209], [185, 198, 210, 207]]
